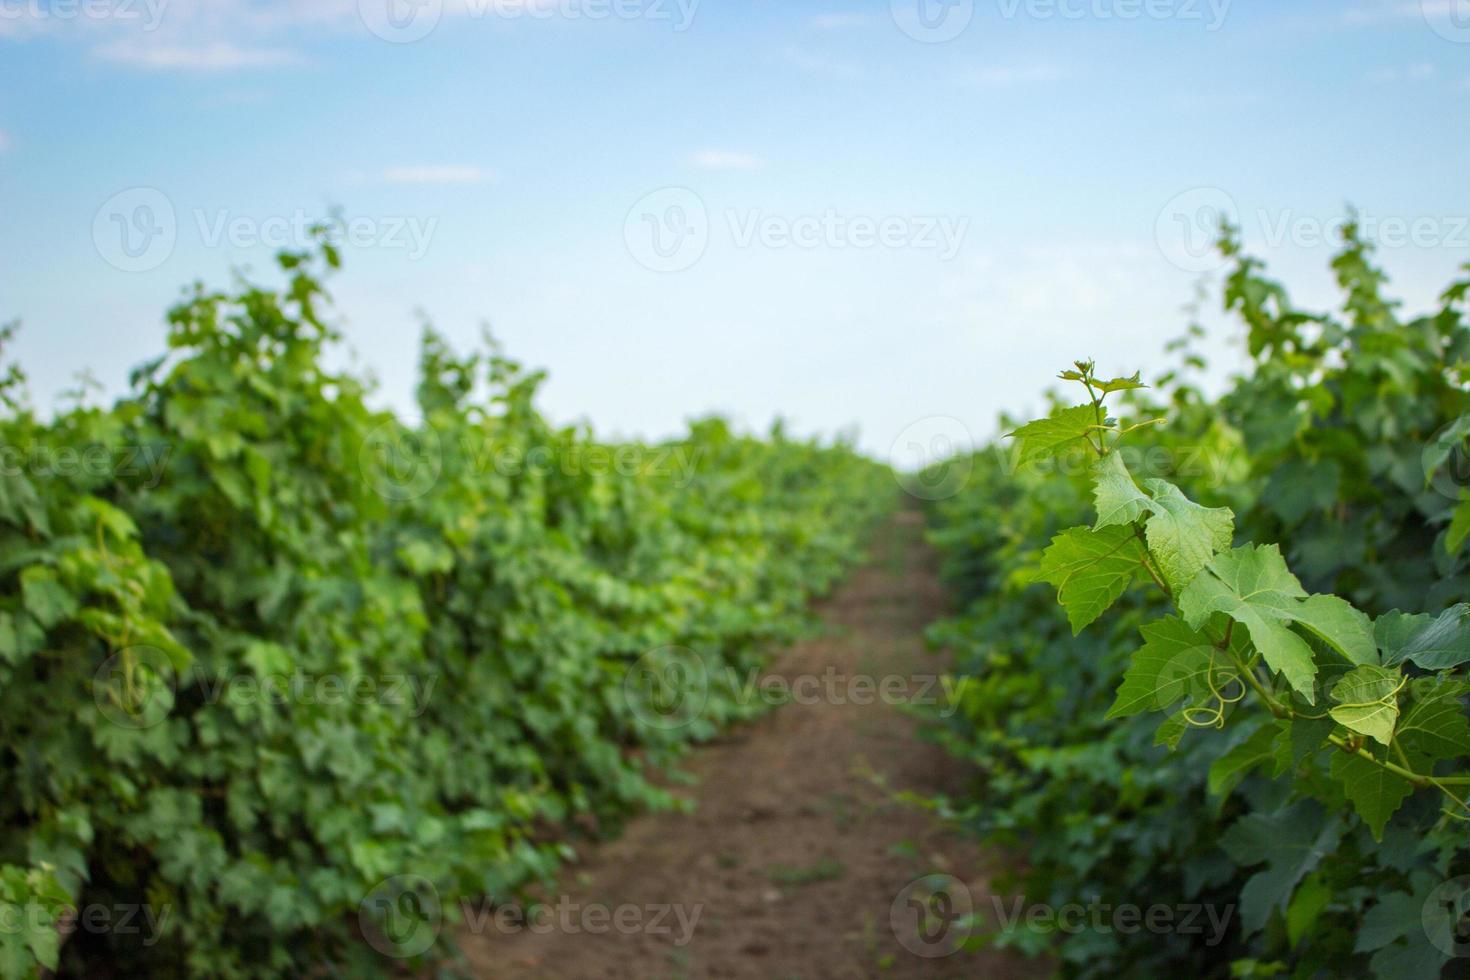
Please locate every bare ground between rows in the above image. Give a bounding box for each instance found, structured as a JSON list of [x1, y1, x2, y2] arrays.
[[452, 509, 1042, 980]]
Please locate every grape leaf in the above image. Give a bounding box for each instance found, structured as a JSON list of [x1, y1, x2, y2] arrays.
[[1154, 711, 1188, 750], [1092, 452, 1151, 530], [1178, 544, 1318, 701], [1291, 595, 1378, 666], [1285, 875, 1331, 948], [1422, 414, 1470, 481], [1448, 495, 1470, 554], [1330, 749, 1414, 841], [1008, 405, 1099, 467], [1376, 604, 1470, 670], [1396, 683, 1470, 760], [1219, 800, 1344, 935], [1037, 525, 1145, 634], [1094, 372, 1145, 393], [1279, 715, 1336, 770], [1107, 615, 1216, 719], [1209, 722, 1279, 801], [20, 568, 78, 630], [1139, 479, 1234, 592], [1328, 665, 1401, 746]]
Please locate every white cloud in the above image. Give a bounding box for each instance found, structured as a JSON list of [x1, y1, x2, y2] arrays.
[[95, 40, 304, 70], [689, 150, 765, 172], [381, 165, 496, 184], [958, 64, 1068, 86]]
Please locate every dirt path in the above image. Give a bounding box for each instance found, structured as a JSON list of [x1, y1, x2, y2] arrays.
[[454, 510, 1040, 979]]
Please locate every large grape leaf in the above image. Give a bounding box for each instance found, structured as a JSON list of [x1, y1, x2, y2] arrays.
[[1376, 604, 1470, 670], [1330, 749, 1414, 840], [1396, 681, 1470, 761], [1037, 525, 1145, 634], [1008, 405, 1099, 468], [1354, 876, 1454, 979], [1139, 479, 1234, 592], [1092, 452, 1151, 530], [1106, 615, 1216, 719], [1178, 544, 1317, 701], [1290, 594, 1378, 666], [1219, 800, 1345, 935], [1179, 544, 1377, 702]]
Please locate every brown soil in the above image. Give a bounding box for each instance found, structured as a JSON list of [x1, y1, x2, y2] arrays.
[[452, 509, 1042, 980]]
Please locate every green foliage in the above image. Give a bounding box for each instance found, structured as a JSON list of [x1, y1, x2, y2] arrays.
[[923, 225, 1470, 977], [0, 243, 891, 977]]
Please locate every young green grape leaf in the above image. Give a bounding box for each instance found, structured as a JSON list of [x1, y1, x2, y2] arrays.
[[1330, 749, 1414, 841], [1219, 800, 1344, 935], [1094, 372, 1146, 394], [1139, 479, 1234, 592], [1178, 544, 1318, 701], [1037, 525, 1146, 634], [1329, 665, 1402, 746], [1376, 604, 1470, 670], [1106, 615, 1216, 719], [1007, 405, 1100, 467], [1092, 452, 1151, 530]]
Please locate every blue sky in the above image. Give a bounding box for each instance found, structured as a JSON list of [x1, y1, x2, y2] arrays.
[[1, 0, 1467, 460]]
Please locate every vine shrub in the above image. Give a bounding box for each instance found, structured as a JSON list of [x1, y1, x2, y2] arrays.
[[0, 243, 893, 978], [924, 226, 1470, 977]]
